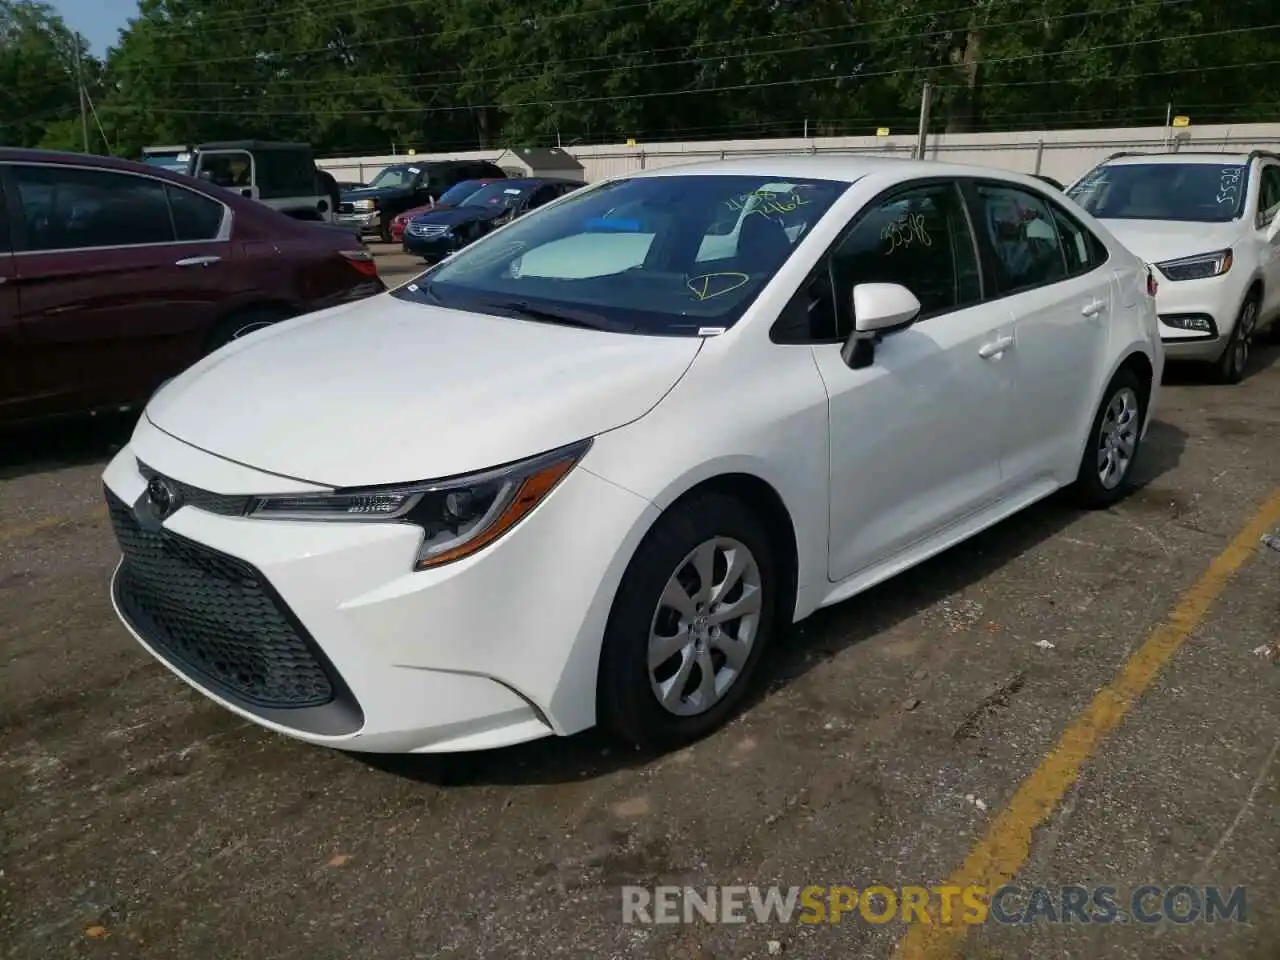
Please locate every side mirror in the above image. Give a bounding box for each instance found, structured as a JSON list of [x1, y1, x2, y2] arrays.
[[840, 283, 922, 369], [240, 186, 258, 200]]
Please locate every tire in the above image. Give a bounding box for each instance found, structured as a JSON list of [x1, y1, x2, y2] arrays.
[[1214, 295, 1259, 384], [204, 306, 288, 356], [378, 218, 393, 244], [1071, 367, 1148, 509], [596, 492, 778, 751]]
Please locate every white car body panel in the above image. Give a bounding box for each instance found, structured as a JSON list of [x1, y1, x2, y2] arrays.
[[145, 296, 703, 487], [102, 155, 1163, 754]]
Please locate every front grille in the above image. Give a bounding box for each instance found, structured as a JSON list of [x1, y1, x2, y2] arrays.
[[338, 202, 354, 214], [408, 222, 448, 238], [107, 489, 337, 711], [136, 461, 250, 517]]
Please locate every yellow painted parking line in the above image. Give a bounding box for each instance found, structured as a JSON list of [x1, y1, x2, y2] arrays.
[[891, 488, 1280, 960], [0, 505, 108, 546]]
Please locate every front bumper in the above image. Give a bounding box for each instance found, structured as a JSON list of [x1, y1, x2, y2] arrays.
[[402, 232, 461, 262], [335, 210, 381, 233], [1153, 271, 1243, 362], [102, 418, 659, 753]]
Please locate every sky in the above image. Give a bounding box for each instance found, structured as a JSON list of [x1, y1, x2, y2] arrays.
[[51, 0, 139, 56]]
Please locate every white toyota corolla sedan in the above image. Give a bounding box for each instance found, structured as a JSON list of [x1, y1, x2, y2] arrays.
[[103, 156, 1164, 755]]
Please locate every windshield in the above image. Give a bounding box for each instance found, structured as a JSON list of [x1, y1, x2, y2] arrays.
[[368, 165, 420, 189], [1067, 162, 1249, 222], [394, 174, 848, 335], [437, 180, 489, 206], [461, 182, 533, 208]]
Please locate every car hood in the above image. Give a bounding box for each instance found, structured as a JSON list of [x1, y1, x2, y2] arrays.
[[145, 295, 703, 488], [1098, 219, 1244, 264], [393, 203, 439, 222], [342, 185, 409, 202], [411, 205, 505, 226]]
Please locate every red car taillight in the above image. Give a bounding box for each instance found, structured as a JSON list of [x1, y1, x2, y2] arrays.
[[1146, 267, 1158, 297], [339, 249, 379, 279]]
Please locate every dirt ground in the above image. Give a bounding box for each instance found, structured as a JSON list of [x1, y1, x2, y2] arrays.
[[2, 299, 1280, 959]]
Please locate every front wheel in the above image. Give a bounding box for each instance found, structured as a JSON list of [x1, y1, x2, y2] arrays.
[[1215, 296, 1258, 384], [596, 493, 778, 751], [1071, 367, 1148, 508]]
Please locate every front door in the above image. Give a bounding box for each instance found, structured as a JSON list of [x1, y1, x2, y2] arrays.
[[814, 180, 1013, 583], [1254, 162, 1280, 322], [0, 174, 25, 421], [964, 181, 1114, 485]]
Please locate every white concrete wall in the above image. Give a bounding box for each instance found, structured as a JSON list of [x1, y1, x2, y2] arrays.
[[317, 122, 1280, 187]]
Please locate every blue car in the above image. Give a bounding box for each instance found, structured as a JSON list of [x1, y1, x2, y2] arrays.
[[402, 178, 584, 262]]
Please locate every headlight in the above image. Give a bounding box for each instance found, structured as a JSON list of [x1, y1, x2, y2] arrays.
[[353, 199, 374, 211], [247, 439, 591, 570], [1155, 249, 1232, 281]]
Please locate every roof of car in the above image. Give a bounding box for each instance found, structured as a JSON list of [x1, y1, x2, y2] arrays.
[[195, 140, 312, 152], [0, 147, 194, 176], [621, 154, 1057, 185], [1102, 152, 1252, 166]]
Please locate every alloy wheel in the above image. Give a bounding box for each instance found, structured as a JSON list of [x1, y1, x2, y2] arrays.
[[1097, 386, 1140, 490], [1231, 300, 1258, 378], [648, 537, 763, 717]]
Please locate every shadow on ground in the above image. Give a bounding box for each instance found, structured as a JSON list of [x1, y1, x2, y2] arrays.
[[0, 411, 136, 481]]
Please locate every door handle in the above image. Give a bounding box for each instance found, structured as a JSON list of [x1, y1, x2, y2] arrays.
[[1082, 298, 1107, 317], [175, 255, 221, 268], [978, 335, 1014, 359]]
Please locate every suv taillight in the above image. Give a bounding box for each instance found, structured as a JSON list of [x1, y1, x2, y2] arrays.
[[339, 249, 379, 279], [1146, 267, 1158, 297]]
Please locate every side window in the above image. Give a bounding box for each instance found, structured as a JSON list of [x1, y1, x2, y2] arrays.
[[12, 165, 175, 252], [1257, 165, 1280, 226], [830, 182, 981, 334], [527, 185, 559, 210], [197, 152, 252, 189], [167, 185, 225, 241], [0, 179, 9, 252], [973, 184, 1067, 294], [1049, 204, 1106, 276]]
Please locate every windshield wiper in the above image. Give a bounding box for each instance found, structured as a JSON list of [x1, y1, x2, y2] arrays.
[[480, 299, 636, 333]]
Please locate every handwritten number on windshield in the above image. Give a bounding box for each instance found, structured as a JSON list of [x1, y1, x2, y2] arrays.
[[881, 212, 933, 254], [1218, 167, 1242, 205]]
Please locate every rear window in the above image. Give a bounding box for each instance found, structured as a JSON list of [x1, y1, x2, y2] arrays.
[[1067, 162, 1250, 223]]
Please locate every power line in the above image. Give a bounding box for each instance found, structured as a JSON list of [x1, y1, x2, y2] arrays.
[[137, 0, 1195, 87], [127, 24, 1280, 117], [138, 0, 1201, 102]]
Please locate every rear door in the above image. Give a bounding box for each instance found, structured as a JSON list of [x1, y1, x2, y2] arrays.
[[10, 162, 233, 415], [963, 179, 1114, 487]]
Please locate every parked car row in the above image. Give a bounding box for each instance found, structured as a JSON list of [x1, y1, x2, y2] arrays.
[[335, 158, 509, 242], [0, 148, 384, 426]]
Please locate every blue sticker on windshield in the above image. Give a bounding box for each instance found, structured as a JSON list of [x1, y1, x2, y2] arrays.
[[583, 217, 642, 232]]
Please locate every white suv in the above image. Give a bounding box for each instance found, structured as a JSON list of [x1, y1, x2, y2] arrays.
[[1066, 150, 1280, 383]]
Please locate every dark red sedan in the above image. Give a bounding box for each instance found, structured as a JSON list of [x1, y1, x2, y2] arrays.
[[0, 148, 385, 425]]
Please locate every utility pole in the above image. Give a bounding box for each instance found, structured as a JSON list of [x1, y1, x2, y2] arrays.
[[73, 32, 89, 152], [914, 82, 933, 160]]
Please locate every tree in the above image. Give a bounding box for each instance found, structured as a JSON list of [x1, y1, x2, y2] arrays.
[[0, 0, 101, 150]]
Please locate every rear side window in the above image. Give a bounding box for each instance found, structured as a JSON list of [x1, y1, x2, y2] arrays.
[[972, 183, 1067, 295], [1049, 204, 1107, 276], [11, 164, 174, 251], [167, 184, 224, 241], [254, 149, 316, 199], [0, 181, 9, 252]]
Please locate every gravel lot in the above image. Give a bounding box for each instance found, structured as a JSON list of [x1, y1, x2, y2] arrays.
[[2, 270, 1279, 959]]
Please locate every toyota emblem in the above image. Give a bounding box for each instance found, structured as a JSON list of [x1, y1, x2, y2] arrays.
[[146, 475, 180, 520]]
